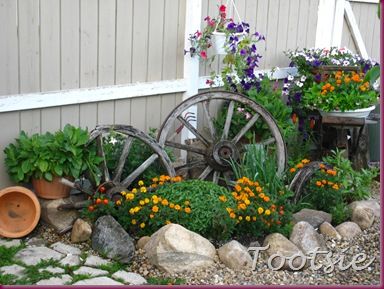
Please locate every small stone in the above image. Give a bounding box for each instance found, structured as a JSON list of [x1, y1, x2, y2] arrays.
[[0, 239, 22, 248], [84, 255, 111, 267], [351, 207, 375, 230], [0, 264, 25, 278], [112, 270, 147, 285], [38, 266, 65, 274], [14, 247, 64, 266], [136, 236, 151, 250], [74, 266, 109, 277], [35, 274, 72, 285], [71, 218, 92, 243], [60, 255, 81, 267], [319, 222, 341, 240], [290, 221, 326, 254], [292, 209, 332, 228], [72, 276, 124, 285], [335, 222, 362, 240], [51, 242, 81, 255], [26, 237, 46, 247], [218, 240, 253, 270]]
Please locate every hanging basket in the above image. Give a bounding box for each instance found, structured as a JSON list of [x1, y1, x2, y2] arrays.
[[212, 31, 245, 55]]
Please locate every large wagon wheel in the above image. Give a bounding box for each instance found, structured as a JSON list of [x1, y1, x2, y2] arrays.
[[157, 91, 287, 184], [88, 125, 175, 200]]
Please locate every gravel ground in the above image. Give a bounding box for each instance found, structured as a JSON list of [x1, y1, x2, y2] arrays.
[[29, 181, 381, 285]]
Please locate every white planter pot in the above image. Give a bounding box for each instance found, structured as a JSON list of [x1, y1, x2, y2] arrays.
[[212, 31, 244, 55], [319, 105, 376, 118]]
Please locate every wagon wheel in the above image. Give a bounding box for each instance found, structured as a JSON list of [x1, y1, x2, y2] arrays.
[[157, 91, 287, 184], [87, 125, 175, 200]]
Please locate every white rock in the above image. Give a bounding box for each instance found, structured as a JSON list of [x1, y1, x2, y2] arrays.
[[35, 274, 72, 285], [71, 218, 92, 243], [112, 270, 147, 285], [0, 264, 25, 278], [0, 239, 22, 248], [217, 240, 252, 270], [60, 255, 81, 267], [14, 247, 64, 266], [290, 221, 326, 254], [144, 224, 216, 273], [73, 266, 109, 277], [136, 236, 151, 250], [84, 255, 111, 267], [38, 266, 65, 274], [351, 207, 375, 230], [72, 276, 124, 285], [51, 242, 81, 255], [319, 222, 341, 240], [335, 222, 362, 240], [349, 200, 380, 218]]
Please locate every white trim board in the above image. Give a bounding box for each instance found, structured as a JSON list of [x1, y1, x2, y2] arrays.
[[348, 0, 379, 3], [0, 67, 298, 113]]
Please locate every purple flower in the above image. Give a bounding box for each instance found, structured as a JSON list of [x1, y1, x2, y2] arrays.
[[294, 92, 302, 102], [240, 49, 247, 55], [227, 22, 236, 30]]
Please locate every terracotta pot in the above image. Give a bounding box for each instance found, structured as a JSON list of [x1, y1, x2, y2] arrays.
[[32, 177, 71, 200], [0, 186, 41, 238]]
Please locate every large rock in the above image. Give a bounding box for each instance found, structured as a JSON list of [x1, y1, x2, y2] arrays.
[[14, 247, 64, 266], [290, 221, 326, 254], [84, 255, 111, 267], [59, 255, 81, 267], [263, 233, 305, 271], [51, 242, 81, 255], [73, 266, 109, 277], [349, 200, 380, 218], [111, 271, 147, 285], [137, 236, 151, 250], [351, 207, 375, 230], [71, 218, 92, 243], [144, 224, 216, 273], [319, 222, 341, 240], [292, 209, 332, 228], [335, 222, 362, 240], [39, 198, 79, 234], [217, 240, 252, 270], [92, 215, 135, 264]]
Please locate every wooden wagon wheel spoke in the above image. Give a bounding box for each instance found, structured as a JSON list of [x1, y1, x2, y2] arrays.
[[174, 160, 206, 171], [96, 135, 111, 182], [202, 100, 217, 140], [176, 115, 210, 147], [112, 136, 134, 183], [198, 166, 213, 180], [212, 171, 220, 184], [121, 153, 159, 187], [232, 113, 260, 144], [222, 100, 235, 140], [165, 141, 206, 155], [260, 137, 276, 146]]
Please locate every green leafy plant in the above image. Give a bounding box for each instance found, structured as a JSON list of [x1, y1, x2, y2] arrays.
[[4, 125, 101, 183]]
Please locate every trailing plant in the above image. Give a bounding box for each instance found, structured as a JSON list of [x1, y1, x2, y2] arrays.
[[4, 125, 101, 183]]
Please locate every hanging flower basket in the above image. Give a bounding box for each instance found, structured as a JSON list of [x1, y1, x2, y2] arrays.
[[319, 105, 376, 118], [212, 31, 245, 55]]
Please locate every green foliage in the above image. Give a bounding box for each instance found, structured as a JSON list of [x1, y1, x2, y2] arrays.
[[4, 124, 101, 183], [0, 243, 25, 267], [330, 203, 351, 225], [147, 277, 186, 285]]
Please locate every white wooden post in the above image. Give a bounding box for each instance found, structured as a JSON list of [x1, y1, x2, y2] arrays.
[[331, 0, 346, 47], [182, 0, 202, 148], [315, 0, 336, 48]]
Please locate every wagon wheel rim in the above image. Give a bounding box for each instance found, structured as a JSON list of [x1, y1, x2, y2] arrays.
[[88, 125, 175, 196], [157, 91, 287, 184]]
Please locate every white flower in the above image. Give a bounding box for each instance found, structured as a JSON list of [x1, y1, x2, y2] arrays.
[[295, 81, 303, 88], [109, 137, 118, 145], [287, 75, 294, 81], [245, 112, 252, 120], [300, 75, 307, 82], [343, 60, 350, 66], [237, 107, 244, 113], [283, 83, 290, 89]]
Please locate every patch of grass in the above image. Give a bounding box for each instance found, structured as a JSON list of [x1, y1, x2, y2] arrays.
[[69, 274, 92, 284], [14, 258, 63, 285], [0, 274, 17, 285], [63, 264, 81, 275], [0, 244, 26, 267], [147, 277, 186, 285], [99, 261, 126, 275]]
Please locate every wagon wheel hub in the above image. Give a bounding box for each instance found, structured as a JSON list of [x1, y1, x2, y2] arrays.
[[207, 141, 239, 171]]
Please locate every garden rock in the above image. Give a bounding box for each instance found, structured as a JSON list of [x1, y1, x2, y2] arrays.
[[137, 236, 151, 250], [72, 276, 123, 285], [112, 271, 147, 285], [263, 233, 305, 271], [292, 208, 332, 228], [290, 221, 326, 254], [14, 246, 64, 266], [59, 255, 81, 267], [0, 264, 25, 278], [35, 275, 72, 285], [39, 198, 79, 234], [51, 241, 81, 255], [319, 222, 341, 240], [144, 224, 216, 273], [349, 200, 380, 218], [26, 237, 47, 247], [217, 240, 253, 270], [92, 215, 135, 264], [84, 255, 111, 267], [71, 218, 92, 243], [351, 207, 375, 230], [73, 266, 109, 277], [0, 238, 21, 248], [335, 221, 362, 240]]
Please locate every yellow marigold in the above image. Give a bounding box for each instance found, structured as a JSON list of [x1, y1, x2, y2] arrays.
[[252, 216, 257, 221], [185, 207, 191, 214], [165, 220, 172, 225], [152, 198, 159, 204], [149, 214, 154, 219], [289, 168, 296, 173], [245, 216, 251, 222], [332, 184, 339, 190], [138, 180, 144, 186], [229, 212, 236, 219], [219, 195, 227, 202], [159, 181, 164, 186], [140, 187, 147, 193], [263, 196, 270, 202], [129, 208, 135, 215], [296, 163, 304, 169], [126, 193, 135, 200], [144, 198, 150, 204], [132, 188, 138, 194], [159, 175, 166, 182], [249, 192, 255, 197], [152, 205, 159, 213], [139, 200, 145, 206], [301, 159, 310, 164], [259, 193, 265, 199], [322, 179, 327, 184], [238, 216, 243, 221], [115, 200, 122, 206], [161, 199, 169, 206], [235, 184, 242, 192], [256, 187, 263, 193], [226, 207, 233, 214], [184, 200, 190, 206], [165, 175, 171, 181], [244, 199, 251, 205], [131, 219, 137, 225], [174, 204, 181, 211], [254, 181, 260, 187], [265, 209, 271, 216], [258, 207, 264, 214], [238, 203, 247, 210], [121, 191, 127, 196], [316, 181, 322, 187], [169, 203, 175, 209], [140, 222, 145, 228]]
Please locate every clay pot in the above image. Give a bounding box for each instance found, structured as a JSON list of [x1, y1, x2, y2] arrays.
[[0, 186, 41, 238], [32, 177, 71, 200]]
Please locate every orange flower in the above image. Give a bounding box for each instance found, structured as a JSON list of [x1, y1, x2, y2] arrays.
[[322, 179, 327, 184], [184, 207, 191, 214], [296, 163, 304, 169], [291, 113, 297, 124], [319, 163, 326, 169], [234, 184, 242, 192], [316, 181, 322, 187], [256, 186, 263, 193], [290, 167, 296, 173], [229, 212, 236, 219], [152, 205, 159, 213], [263, 196, 270, 202], [174, 204, 181, 211], [332, 184, 339, 190]]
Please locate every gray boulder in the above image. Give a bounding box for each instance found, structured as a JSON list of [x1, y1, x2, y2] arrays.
[[144, 224, 216, 273], [218, 240, 253, 270], [335, 222, 362, 240], [351, 207, 375, 230], [319, 222, 341, 240], [290, 221, 326, 254], [292, 208, 332, 228], [92, 215, 135, 264]]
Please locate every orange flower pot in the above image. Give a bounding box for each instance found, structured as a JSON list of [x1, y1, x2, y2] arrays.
[[0, 186, 41, 238], [32, 177, 71, 200]]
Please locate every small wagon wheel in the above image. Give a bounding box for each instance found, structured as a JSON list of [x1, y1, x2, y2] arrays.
[[157, 91, 287, 184], [87, 125, 175, 199]]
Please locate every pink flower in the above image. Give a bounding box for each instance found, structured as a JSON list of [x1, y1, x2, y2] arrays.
[[195, 30, 202, 38], [200, 50, 207, 59], [206, 79, 214, 86]]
